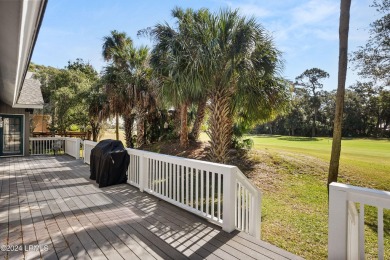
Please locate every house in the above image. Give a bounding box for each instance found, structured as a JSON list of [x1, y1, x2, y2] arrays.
[[0, 0, 47, 156]]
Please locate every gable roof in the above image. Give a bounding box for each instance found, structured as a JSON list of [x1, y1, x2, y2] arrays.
[[14, 72, 44, 109]]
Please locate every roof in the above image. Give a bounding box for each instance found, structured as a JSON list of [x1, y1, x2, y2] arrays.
[[15, 72, 44, 108], [0, 0, 47, 108]]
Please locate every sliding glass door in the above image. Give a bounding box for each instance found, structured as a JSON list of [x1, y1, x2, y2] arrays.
[[0, 115, 23, 156]]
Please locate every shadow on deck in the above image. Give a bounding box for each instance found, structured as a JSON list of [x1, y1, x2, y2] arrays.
[[0, 156, 303, 259]]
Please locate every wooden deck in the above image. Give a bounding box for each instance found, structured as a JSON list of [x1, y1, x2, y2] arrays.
[[0, 156, 303, 260]]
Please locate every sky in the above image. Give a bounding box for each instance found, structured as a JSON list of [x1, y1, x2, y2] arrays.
[[31, 0, 379, 91]]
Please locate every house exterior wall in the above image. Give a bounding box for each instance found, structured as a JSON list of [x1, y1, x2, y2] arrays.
[[0, 100, 30, 156]]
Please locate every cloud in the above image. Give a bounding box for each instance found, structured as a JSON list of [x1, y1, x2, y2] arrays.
[[291, 0, 338, 26], [223, 1, 271, 18]]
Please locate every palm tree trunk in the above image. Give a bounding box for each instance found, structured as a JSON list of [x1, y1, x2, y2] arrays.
[[174, 106, 181, 138], [115, 113, 119, 140], [90, 119, 100, 142], [328, 0, 351, 188], [207, 88, 233, 164], [190, 98, 207, 141], [136, 110, 146, 148], [124, 114, 135, 148], [180, 102, 189, 147]]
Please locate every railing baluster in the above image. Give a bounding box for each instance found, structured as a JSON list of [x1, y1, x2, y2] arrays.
[[189, 168, 194, 207], [242, 185, 245, 230], [130, 155, 133, 183], [246, 189, 249, 233], [196, 169, 199, 211], [169, 163, 172, 199], [147, 159, 150, 189], [149, 159, 152, 189], [162, 162, 165, 196], [137, 155, 139, 183], [201, 170, 204, 214], [134, 155, 136, 183], [134, 156, 139, 184], [378, 207, 384, 260], [181, 166, 185, 204], [218, 173, 221, 221], [211, 172, 215, 218], [157, 160, 160, 192], [238, 182, 241, 230], [151, 159, 154, 190], [177, 164, 180, 202], [235, 182, 238, 227], [166, 163, 169, 197], [130, 155, 133, 182], [186, 167, 189, 205], [174, 164, 177, 201], [206, 171, 209, 216], [152, 159, 155, 192]]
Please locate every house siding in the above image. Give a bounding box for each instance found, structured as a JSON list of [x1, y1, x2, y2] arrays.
[[0, 100, 30, 156]]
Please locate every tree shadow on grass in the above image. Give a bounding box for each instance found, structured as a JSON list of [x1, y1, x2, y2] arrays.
[[277, 136, 321, 142]]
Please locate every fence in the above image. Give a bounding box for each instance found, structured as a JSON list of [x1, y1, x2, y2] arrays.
[[83, 140, 262, 238], [328, 182, 390, 260], [29, 137, 81, 159]]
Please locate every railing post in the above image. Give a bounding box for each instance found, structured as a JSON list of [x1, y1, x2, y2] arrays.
[[328, 183, 348, 260], [74, 138, 81, 159], [138, 153, 148, 192], [222, 166, 236, 233], [251, 190, 261, 239]]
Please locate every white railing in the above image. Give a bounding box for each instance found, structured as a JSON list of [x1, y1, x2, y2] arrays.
[[30, 137, 81, 159], [83, 140, 96, 164], [82, 140, 261, 238], [329, 182, 390, 260], [64, 138, 81, 159]]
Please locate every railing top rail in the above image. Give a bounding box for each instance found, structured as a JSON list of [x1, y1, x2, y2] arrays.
[[30, 137, 65, 140], [126, 147, 236, 169], [31, 137, 82, 141], [330, 182, 390, 203], [235, 168, 262, 195]]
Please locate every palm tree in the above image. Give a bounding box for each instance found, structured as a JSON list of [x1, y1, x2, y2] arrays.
[[150, 8, 288, 159], [101, 65, 132, 141], [102, 30, 133, 140], [126, 45, 158, 148], [102, 30, 133, 69], [328, 0, 352, 187], [150, 8, 210, 148], [87, 82, 108, 142], [201, 9, 288, 163]]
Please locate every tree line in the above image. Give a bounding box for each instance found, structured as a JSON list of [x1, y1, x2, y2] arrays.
[[254, 71, 390, 138]]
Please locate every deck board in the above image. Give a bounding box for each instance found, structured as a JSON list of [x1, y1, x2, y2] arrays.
[[0, 156, 304, 260]]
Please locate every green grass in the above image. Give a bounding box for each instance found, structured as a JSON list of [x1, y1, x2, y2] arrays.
[[246, 135, 390, 259], [251, 135, 390, 190]]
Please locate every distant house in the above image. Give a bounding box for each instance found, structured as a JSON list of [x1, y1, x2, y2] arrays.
[[0, 0, 47, 156]]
